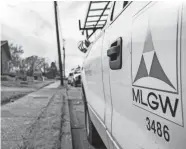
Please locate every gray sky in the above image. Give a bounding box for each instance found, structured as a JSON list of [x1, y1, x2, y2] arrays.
[[1, 1, 88, 75]]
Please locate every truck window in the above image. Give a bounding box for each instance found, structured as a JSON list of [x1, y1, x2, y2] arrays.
[[111, 1, 129, 21]]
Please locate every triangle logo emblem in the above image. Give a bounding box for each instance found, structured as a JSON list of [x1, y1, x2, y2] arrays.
[[133, 55, 148, 82], [149, 52, 175, 89], [133, 28, 175, 90]]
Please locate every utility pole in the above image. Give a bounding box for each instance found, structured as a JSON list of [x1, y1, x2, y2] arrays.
[[44, 58, 45, 76], [54, 1, 63, 86], [63, 39, 65, 79]]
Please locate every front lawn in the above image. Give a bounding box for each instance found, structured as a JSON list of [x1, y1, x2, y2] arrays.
[[1, 80, 54, 105]]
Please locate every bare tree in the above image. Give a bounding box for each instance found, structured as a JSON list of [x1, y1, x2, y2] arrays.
[[24, 56, 46, 76], [9, 43, 24, 70]]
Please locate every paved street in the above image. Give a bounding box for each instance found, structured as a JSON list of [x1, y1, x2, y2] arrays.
[[67, 85, 102, 149], [1, 81, 61, 149]]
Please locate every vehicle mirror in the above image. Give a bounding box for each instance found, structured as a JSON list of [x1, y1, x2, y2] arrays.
[[85, 40, 91, 47], [78, 40, 91, 53]]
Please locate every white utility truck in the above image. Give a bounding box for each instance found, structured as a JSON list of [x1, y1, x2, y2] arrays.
[[78, 1, 186, 149]]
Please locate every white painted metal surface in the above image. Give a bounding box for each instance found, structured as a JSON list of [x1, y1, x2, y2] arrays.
[[81, 1, 186, 149]]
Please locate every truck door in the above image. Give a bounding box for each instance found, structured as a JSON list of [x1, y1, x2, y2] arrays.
[[102, 2, 141, 148], [83, 32, 111, 146], [84, 34, 105, 122], [103, 1, 186, 149]]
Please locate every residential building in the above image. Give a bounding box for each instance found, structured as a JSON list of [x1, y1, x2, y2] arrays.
[[1, 40, 12, 75]]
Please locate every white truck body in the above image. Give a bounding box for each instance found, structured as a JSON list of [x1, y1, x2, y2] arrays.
[[81, 1, 186, 149]]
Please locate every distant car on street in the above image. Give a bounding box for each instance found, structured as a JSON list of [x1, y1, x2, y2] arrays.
[[68, 67, 82, 87], [67, 73, 73, 85], [72, 70, 81, 87]]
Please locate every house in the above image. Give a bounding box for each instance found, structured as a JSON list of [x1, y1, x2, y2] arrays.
[[1, 40, 12, 75]]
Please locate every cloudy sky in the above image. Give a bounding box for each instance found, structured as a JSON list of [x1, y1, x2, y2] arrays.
[[1, 1, 88, 74]]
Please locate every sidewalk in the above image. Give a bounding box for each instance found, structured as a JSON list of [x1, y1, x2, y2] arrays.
[[1, 81, 61, 149], [1, 80, 54, 105]]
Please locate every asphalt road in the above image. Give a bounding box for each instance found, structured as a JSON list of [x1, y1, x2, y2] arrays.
[[67, 85, 95, 149]]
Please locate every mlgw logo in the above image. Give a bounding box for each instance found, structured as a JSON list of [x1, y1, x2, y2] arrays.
[[132, 24, 183, 126], [132, 88, 178, 118], [133, 30, 175, 90]]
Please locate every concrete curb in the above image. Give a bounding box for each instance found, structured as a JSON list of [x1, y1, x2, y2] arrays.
[[61, 89, 73, 149]]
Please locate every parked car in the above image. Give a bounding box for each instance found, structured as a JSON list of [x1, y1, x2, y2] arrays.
[[79, 1, 186, 149], [72, 71, 81, 87], [67, 73, 73, 85]]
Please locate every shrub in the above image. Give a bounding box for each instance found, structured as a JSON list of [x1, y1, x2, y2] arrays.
[[9, 72, 16, 77], [20, 81, 28, 84], [1, 75, 15, 81], [1, 75, 8, 81]]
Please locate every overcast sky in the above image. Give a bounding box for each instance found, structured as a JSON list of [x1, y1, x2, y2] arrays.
[[1, 1, 88, 75]]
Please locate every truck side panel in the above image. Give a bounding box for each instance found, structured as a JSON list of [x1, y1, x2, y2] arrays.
[[105, 2, 186, 149]]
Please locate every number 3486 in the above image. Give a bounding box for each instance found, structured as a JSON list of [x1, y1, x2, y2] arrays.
[[146, 117, 170, 142]]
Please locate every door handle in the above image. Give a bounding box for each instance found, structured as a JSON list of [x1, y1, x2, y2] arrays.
[[107, 37, 122, 70], [107, 45, 120, 58]]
